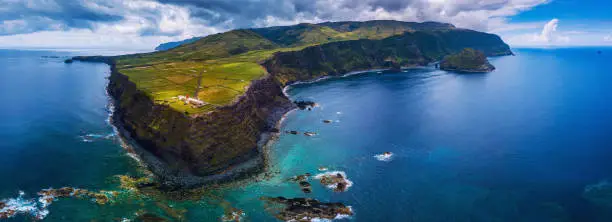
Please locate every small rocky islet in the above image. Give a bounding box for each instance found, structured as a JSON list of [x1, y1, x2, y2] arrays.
[[294, 100, 317, 110], [440, 48, 496, 73], [261, 196, 353, 221], [288, 173, 314, 194], [315, 171, 353, 192]]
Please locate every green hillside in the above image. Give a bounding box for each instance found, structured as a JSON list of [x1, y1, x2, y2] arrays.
[[111, 20, 510, 114], [251, 20, 457, 47], [440, 48, 495, 72], [252, 23, 343, 46], [264, 30, 509, 84]]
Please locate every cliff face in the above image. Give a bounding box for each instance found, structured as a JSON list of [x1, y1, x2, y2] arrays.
[[264, 30, 512, 84], [106, 64, 293, 186]]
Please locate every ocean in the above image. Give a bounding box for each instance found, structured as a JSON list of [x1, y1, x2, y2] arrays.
[[1, 48, 612, 221]]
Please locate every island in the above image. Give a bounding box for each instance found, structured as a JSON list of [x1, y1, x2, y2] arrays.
[[440, 48, 496, 73], [70, 20, 513, 188]]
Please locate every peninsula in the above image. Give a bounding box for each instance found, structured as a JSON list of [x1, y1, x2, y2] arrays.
[[71, 20, 513, 187]]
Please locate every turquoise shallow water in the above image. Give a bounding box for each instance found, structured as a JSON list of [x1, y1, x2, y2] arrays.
[[2, 48, 612, 221]]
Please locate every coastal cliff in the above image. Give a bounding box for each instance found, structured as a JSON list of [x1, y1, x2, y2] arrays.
[[265, 30, 511, 84], [72, 20, 512, 187], [104, 64, 293, 187]]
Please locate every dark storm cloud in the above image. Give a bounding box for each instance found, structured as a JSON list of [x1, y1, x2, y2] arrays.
[[0, 0, 550, 37], [157, 0, 418, 25], [0, 0, 122, 35], [156, 0, 298, 27]]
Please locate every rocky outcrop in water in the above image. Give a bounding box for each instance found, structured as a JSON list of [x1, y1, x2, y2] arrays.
[[440, 48, 495, 73], [315, 171, 353, 192], [294, 100, 316, 110], [261, 197, 353, 221]]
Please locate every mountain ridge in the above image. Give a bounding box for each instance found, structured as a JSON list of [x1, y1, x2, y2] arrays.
[[154, 20, 458, 51]]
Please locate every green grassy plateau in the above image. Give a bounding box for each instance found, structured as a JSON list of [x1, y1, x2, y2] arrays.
[[113, 20, 459, 114]]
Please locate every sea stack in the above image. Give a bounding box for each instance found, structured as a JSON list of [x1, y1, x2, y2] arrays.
[[440, 48, 495, 73]]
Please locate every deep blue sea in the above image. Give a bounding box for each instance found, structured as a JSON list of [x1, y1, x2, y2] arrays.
[[1, 48, 612, 221]]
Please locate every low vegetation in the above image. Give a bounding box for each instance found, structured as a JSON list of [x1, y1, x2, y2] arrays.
[[112, 20, 507, 114], [440, 48, 495, 73]]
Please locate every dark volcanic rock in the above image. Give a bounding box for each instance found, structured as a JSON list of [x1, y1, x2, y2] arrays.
[[136, 213, 169, 222], [336, 182, 347, 192], [289, 173, 310, 182], [299, 181, 312, 193], [299, 181, 311, 187], [261, 197, 353, 221], [294, 100, 316, 110], [315, 171, 352, 192], [303, 132, 316, 136], [440, 48, 495, 73], [136, 181, 158, 189]]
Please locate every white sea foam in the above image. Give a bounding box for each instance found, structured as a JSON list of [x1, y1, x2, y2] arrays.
[[308, 206, 353, 222], [334, 206, 353, 220], [221, 210, 245, 222], [0, 191, 50, 220], [373, 152, 394, 162], [79, 132, 116, 142]]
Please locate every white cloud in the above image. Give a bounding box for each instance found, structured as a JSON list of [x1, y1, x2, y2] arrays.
[[0, 0, 557, 49], [253, 0, 551, 32], [605, 35, 612, 42], [505, 18, 573, 46], [0, 0, 223, 50], [533, 18, 569, 42]]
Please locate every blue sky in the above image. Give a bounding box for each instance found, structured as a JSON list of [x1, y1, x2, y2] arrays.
[[499, 0, 612, 46], [0, 0, 610, 50]]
